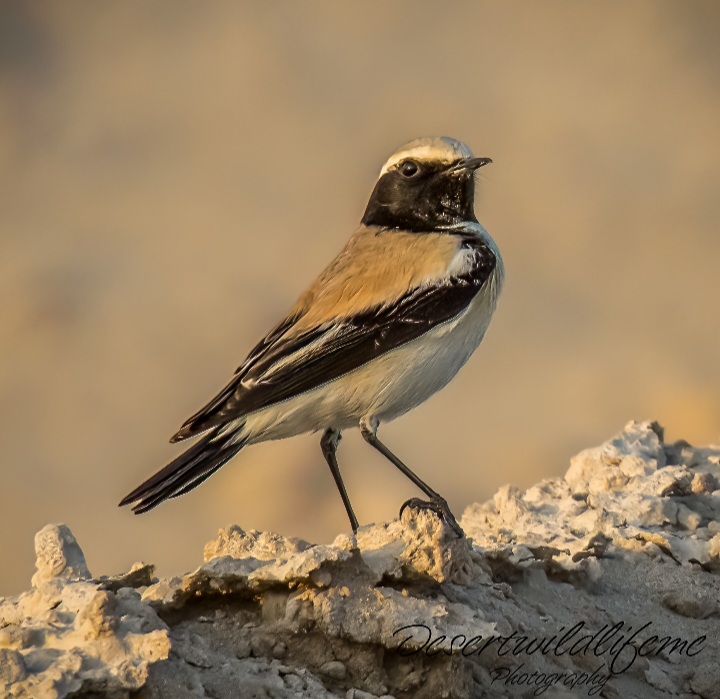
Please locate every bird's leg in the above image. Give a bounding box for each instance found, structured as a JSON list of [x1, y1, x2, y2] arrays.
[[320, 428, 360, 533], [359, 418, 464, 537]]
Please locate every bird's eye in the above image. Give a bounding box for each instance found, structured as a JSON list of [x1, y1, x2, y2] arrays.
[[399, 160, 419, 177]]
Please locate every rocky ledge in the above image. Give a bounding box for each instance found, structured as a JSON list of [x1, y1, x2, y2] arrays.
[[1, 421, 719, 699]]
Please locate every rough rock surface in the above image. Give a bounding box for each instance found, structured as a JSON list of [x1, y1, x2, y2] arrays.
[[1, 421, 719, 699]]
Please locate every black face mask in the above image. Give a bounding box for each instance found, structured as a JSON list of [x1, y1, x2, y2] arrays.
[[361, 159, 478, 232]]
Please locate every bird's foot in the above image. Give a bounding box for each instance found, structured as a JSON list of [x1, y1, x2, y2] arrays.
[[399, 496, 464, 538]]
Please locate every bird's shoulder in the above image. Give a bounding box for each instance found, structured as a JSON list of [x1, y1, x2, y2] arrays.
[[290, 225, 476, 330]]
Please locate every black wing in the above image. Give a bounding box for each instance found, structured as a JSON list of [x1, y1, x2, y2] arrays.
[[171, 312, 302, 442], [173, 238, 495, 440]]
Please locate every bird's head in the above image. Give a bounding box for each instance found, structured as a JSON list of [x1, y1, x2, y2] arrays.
[[361, 136, 491, 232]]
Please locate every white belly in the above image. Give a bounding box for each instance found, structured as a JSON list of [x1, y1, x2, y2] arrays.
[[244, 225, 504, 442]]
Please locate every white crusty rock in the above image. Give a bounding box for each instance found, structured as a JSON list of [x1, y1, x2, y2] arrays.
[[0, 524, 170, 699], [463, 420, 720, 573], [1, 421, 719, 699], [31, 524, 91, 593]]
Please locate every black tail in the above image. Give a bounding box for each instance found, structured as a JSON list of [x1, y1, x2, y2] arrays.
[[119, 426, 247, 514]]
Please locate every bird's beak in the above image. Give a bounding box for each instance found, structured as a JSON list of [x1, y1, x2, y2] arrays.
[[453, 156, 492, 172]]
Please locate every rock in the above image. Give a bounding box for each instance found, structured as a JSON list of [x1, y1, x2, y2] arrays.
[[2, 421, 719, 699], [0, 530, 170, 699], [203, 525, 312, 562], [346, 690, 376, 699], [692, 471, 719, 494], [677, 502, 702, 530], [463, 420, 720, 572], [97, 561, 155, 591], [31, 523, 91, 589], [0, 648, 26, 687], [321, 660, 347, 680], [662, 589, 720, 619], [690, 663, 720, 699], [564, 420, 665, 496]]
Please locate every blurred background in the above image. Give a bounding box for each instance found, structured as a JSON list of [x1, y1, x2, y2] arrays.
[[1, 1, 719, 595]]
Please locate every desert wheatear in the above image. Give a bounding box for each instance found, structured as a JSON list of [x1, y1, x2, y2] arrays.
[[120, 136, 504, 535]]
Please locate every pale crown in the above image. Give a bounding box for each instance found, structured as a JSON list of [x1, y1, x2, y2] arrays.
[[379, 136, 475, 176]]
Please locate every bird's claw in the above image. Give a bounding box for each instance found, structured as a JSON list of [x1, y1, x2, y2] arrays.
[[399, 496, 465, 538]]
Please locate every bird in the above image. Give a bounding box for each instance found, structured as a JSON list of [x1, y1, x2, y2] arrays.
[[119, 136, 504, 536]]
